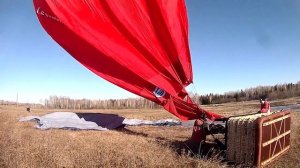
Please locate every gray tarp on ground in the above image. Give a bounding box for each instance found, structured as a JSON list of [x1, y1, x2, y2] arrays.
[[19, 112, 181, 131]]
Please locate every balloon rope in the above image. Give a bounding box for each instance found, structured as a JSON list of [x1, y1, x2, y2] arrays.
[[191, 82, 198, 96], [187, 82, 199, 102]]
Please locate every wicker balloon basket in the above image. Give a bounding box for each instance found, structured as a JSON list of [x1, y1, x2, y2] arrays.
[[226, 111, 291, 167]]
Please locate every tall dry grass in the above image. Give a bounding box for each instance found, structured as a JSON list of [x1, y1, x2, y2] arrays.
[[0, 97, 299, 167]]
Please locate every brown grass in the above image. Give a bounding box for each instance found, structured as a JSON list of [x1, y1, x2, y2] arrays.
[[0, 97, 299, 167]]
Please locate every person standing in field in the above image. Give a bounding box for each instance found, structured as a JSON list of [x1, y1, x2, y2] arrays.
[[259, 96, 271, 114], [191, 119, 207, 143]]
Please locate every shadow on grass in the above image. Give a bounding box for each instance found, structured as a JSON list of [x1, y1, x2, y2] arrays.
[[170, 139, 226, 160], [119, 127, 226, 160], [117, 127, 150, 137]]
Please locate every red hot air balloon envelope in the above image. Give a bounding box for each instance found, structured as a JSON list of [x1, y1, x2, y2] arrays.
[[33, 0, 222, 121]]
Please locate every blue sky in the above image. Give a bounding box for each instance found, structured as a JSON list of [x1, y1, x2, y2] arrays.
[[1, 0, 299, 103]]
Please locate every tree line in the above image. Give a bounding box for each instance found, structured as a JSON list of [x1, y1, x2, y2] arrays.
[[41, 81, 299, 109], [1, 81, 299, 108], [199, 81, 300, 105], [43, 97, 161, 109]]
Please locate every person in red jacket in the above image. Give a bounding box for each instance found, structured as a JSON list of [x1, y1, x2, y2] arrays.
[[191, 119, 207, 143], [259, 96, 271, 113]]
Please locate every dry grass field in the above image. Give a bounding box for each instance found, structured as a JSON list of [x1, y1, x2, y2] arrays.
[[0, 97, 299, 167]]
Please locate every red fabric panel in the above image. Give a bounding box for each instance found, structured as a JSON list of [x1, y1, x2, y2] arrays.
[[163, 96, 222, 120], [33, 0, 222, 121]]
